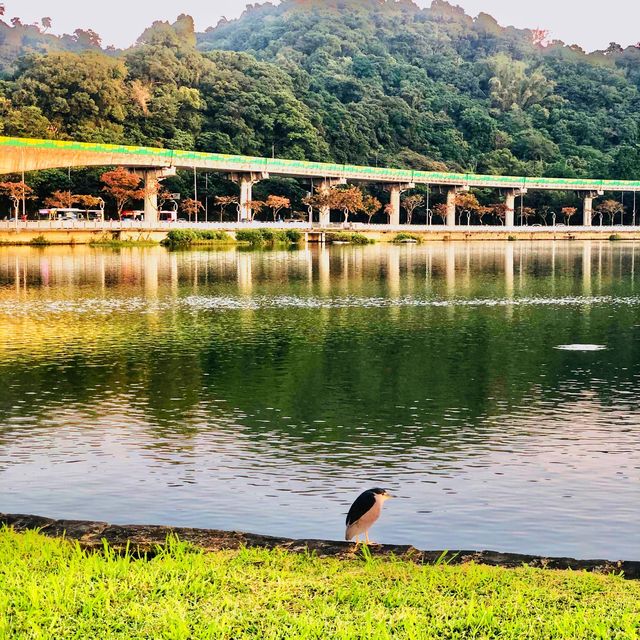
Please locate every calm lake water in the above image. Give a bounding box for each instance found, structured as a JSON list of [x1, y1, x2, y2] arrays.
[[1, 242, 639, 559]]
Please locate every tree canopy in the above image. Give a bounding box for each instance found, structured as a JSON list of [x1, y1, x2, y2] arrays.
[[1, 0, 640, 183]]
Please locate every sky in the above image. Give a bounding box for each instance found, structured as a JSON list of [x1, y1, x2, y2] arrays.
[[7, 0, 640, 52]]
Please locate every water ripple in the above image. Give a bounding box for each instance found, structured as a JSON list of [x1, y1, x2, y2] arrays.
[[0, 294, 639, 317]]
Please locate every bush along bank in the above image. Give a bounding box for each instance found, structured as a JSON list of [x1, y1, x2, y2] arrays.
[[235, 229, 303, 247], [326, 232, 374, 245], [393, 233, 421, 244], [161, 229, 233, 247]]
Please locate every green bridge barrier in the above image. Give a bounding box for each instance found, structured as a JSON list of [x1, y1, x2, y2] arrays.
[[1, 135, 639, 192]]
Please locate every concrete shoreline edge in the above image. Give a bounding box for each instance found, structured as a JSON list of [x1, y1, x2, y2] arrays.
[[3, 226, 640, 246], [2, 513, 638, 580]]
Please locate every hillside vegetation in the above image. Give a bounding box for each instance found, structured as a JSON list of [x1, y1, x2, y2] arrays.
[[1, 1, 640, 219], [3, 0, 640, 179]]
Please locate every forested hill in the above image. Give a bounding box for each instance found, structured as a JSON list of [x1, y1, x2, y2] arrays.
[[2, 0, 640, 180]]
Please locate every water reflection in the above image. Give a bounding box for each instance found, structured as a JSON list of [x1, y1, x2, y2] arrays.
[[0, 242, 639, 559]]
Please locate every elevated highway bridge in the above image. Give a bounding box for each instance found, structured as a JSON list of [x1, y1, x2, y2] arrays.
[[1, 136, 639, 227]]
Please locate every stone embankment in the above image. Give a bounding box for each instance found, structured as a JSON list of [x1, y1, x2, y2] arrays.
[[2, 513, 638, 580], [3, 225, 640, 245]]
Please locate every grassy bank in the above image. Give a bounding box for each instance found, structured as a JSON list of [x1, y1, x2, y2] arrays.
[[1, 530, 639, 639]]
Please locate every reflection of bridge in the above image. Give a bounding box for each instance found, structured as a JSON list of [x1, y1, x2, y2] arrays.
[[2, 136, 640, 227]]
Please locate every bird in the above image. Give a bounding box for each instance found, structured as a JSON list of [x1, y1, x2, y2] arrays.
[[345, 488, 393, 544]]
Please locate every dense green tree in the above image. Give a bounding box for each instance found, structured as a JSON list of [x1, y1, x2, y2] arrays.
[[1, 0, 640, 218]]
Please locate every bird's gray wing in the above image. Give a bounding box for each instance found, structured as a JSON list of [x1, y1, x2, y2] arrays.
[[346, 491, 376, 526]]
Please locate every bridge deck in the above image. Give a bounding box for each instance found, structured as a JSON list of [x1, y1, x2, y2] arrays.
[[1, 136, 639, 193]]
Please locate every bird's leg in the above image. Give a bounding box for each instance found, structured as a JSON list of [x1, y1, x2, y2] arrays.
[[365, 531, 370, 544]]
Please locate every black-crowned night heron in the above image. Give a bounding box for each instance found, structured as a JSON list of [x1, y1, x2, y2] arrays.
[[345, 488, 393, 544]]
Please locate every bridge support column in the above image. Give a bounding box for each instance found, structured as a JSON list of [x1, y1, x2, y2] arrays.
[[582, 190, 603, 226], [445, 186, 469, 227], [386, 183, 415, 226], [504, 188, 527, 227], [317, 178, 346, 226], [230, 172, 269, 221], [140, 167, 176, 224]]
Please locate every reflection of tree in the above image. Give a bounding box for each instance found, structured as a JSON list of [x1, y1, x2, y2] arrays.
[[3, 258, 640, 465]]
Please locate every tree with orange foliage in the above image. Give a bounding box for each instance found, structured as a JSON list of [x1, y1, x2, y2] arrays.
[[0, 181, 34, 218], [596, 199, 624, 225], [401, 194, 423, 225], [246, 200, 265, 221], [383, 203, 394, 223], [561, 206, 578, 225], [303, 188, 333, 222], [361, 195, 381, 224], [331, 186, 363, 224], [489, 203, 508, 225], [433, 203, 448, 225], [214, 195, 239, 222], [44, 190, 73, 210], [265, 195, 290, 221], [75, 195, 105, 220], [455, 192, 482, 225], [181, 198, 204, 222], [101, 168, 147, 220]]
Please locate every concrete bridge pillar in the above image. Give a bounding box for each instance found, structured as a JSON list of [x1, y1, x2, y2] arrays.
[[141, 167, 176, 224], [386, 183, 415, 226], [317, 178, 346, 226], [504, 188, 527, 227], [445, 186, 470, 227], [230, 172, 269, 221], [582, 190, 603, 226]]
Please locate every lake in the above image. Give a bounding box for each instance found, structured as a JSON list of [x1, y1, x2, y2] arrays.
[[0, 241, 638, 559]]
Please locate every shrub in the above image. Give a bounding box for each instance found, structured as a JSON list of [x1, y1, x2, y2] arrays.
[[326, 232, 374, 245], [29, 235, 51, 246], [163, 229, 231, 247], [163, 229, 197, 245], [197, 230, 230, 241], [236, 229, 301, 246], [393, 233, 420, 243], [235, 229, 266, 245]]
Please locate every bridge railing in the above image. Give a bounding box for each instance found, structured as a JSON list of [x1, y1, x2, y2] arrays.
[[0, 220, 311, 231]]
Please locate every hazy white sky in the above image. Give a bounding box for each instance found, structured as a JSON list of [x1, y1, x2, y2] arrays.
[[7, 1, 640, 52]]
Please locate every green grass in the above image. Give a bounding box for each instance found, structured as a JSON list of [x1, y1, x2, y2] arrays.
[[89, 239, 159, 248], [1, 530, 639, 639]]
